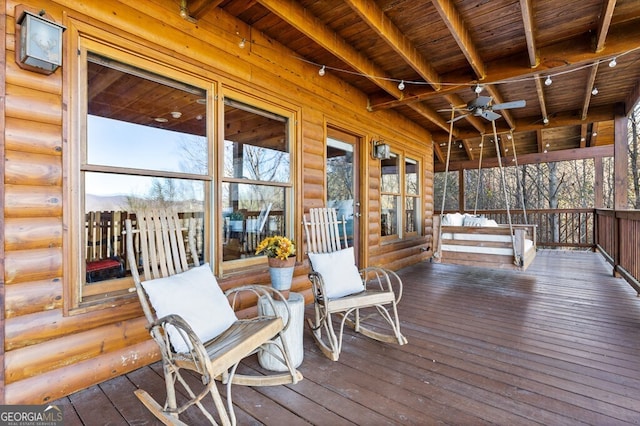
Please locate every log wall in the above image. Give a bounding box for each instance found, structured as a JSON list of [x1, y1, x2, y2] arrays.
[[1, 0, 434, 403]]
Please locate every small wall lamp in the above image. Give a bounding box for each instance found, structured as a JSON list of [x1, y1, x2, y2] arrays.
[[15, 7, 66, 75], [371, 139, 391, 160]]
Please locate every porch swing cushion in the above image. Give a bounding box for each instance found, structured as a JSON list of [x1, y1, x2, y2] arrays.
[[308, 247, 364, 299], [141, 263, 238, 353]]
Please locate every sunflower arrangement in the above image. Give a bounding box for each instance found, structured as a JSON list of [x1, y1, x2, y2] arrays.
[[255, 235, 296, 260]]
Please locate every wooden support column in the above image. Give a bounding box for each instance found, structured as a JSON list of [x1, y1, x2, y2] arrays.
[[613, 103, 628, 276], [613, 103, 628, 210], [594, 156, 604, 209], [458, 169, 465, 212]]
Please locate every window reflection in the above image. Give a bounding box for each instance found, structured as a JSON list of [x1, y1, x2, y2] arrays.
[[83, 54, 208, 287], [222, 100, 291, 261]]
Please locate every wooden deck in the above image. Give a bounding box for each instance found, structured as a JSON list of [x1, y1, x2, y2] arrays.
[[55, 250, 640, 425]]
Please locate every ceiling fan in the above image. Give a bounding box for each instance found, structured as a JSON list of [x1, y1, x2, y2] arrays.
[[440, 86, 526, 123]]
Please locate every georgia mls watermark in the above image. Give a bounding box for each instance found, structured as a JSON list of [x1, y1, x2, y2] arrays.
[[0, 405, 63, 426]]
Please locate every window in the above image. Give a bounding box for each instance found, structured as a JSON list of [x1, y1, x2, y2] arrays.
[[381, 154, 400, 237], [70, 42, 211, 310], [380, 152, 422, 239], [405, 157, 420, 234], [221, 98, 293, 267]]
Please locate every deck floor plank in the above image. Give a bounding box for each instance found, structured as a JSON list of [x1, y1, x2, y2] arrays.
[[53, 250, 640, 425]]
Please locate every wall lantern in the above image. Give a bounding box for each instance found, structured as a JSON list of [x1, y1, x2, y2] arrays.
[[15, 7, 66, 75], [371, 139, 391, 160]]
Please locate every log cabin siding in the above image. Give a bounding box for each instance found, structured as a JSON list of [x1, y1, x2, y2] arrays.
[[1, 0, 433, 403]]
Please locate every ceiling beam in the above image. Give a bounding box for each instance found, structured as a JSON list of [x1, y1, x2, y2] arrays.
[[582, 63, 599, 120], [595, 0, 617, 52], [435, 145, 614, 172], [187, 0, 225, 19], [430, 0, 486, 80], [429, 105, 617, 141], [256, 0, 401, 98], [443, 93, 486, 133], [519, 0, 538, 67], [256, 0, 452, 133], [369, 20, 640, 111], [484, 85, 516, 130], [534, 74, 549, 126], [343, 0, 441, 91]]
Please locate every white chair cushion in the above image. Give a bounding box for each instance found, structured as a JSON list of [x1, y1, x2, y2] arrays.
[[463, 215, 487, 227], [441, 212, 464, 226], [309, 247, 365, 299], [141, 263, 238, 353]]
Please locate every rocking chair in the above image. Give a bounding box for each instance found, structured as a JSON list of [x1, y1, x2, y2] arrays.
[[125, 209, 302, 425], [303, 207, 407, 361]]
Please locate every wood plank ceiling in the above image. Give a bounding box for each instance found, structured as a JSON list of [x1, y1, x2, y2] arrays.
[[184, 0, 640, 167]]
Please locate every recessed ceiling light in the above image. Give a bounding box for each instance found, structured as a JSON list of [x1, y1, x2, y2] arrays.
[[154, 117, 168, 123]]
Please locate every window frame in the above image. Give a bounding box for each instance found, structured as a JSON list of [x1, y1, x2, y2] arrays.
[[65, 27, 214, 314], [217, 89, 297, 275], [380, 150, 422, 242]]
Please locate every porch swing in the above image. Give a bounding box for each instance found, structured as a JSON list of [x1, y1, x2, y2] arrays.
[[432, 113, 537, 271]]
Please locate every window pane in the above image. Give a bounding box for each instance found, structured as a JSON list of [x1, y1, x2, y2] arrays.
[[405, 158, 418, 195], [86, 56, 207, 174], [381, 154, 399, 193], [223, 102, 289, 183], [84, 172, 205, 284], [381, 194, 398, 236], [223, 140, 290, 182], [405, 196, 418, 233], [222, 182, 286, 261]]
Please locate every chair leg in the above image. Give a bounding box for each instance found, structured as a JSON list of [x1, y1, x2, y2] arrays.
[[343, 304, 407, 345], [307, 307, 341, 361]]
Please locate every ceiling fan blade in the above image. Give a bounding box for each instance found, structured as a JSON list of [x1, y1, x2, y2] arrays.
[[481, 110, 502, 121], [467, 96, 492, 109], [447, 114, 469, 123], [492, 100, 526, 110]]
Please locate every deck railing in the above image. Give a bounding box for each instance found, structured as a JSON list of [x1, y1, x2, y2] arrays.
[[441, 208, 639, 293], [595, 209, 640, 294], [445, 209, 596, 249]]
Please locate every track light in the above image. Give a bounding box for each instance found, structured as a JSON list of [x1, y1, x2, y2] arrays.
[[474, 84, 483, 94], [543, 117, 549, 124], [591, 87, 598, 95], [238, 38, 246, 48], [609, 57, 617, 67], [398, 80, 405, 91], [544, 76, 552, 86], [318, 65, 325, 76]]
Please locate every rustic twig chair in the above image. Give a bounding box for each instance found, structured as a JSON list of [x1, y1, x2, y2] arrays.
[[125, 208, 302, 425], [303, 207, 407, 361]]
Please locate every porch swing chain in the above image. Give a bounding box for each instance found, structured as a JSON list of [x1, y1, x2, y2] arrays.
[[509, 130, 528, 225], [491, 120, 520, 266], [436, 109, 457, 259], [473, 134, 485, 215]]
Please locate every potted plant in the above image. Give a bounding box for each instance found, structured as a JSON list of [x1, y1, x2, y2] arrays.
[[255, 235, 296, 299], [228, 210, 244, 232]]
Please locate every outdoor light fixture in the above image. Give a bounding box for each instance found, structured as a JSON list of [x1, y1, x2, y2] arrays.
[[371, 139, 390, 160], [16, 8, 66, 75]]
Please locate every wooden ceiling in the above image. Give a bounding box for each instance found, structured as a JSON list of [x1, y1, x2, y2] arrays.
[[181, 0, 640, 168]]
